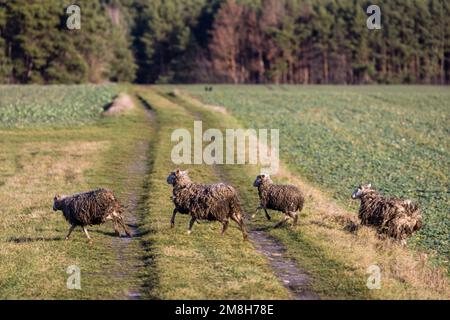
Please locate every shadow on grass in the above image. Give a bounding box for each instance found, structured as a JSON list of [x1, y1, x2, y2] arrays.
[[7, 236, 63, 243], [92, 228, 151, 238]]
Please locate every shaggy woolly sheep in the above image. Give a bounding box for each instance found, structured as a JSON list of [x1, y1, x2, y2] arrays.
[[167, 169, 248, 240], [351, 184, 422, 242], [53, 188, 131, 243], [252, 174, 305, 228]]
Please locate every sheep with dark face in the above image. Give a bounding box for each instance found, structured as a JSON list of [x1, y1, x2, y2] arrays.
[[351, 184, 422, 242], [252, 174, 305, 228], [167, 169, 248, 240], [53, 188, 131, 243]]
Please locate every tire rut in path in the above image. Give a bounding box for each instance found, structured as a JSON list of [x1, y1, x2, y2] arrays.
[[212, 166, 319, 300], [111, 105, 155, 299], [247, 230, 319, 300]]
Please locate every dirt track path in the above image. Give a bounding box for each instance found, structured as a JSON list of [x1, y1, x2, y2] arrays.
[[214, 165, 318, 300], [167, 92, 319, 300], [110, 101, 155, 299], [248, 230, 319, 300]]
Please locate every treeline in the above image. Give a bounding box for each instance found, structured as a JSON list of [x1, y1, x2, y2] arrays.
[[0, 0, 136, 84], [1, 0, 449, 84]]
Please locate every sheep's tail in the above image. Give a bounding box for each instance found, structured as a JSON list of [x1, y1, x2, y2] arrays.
[[298, 196, 305, 212], [230, 195, 244, 218], [229, 194, 249, 241], [408, 203, 422, 231]]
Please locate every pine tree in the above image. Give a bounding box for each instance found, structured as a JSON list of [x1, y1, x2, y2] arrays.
[[0, 3, 12, 83]]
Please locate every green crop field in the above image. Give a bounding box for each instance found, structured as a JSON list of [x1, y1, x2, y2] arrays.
[[178, 85, 450, 264], [0, 85, 118, 128]]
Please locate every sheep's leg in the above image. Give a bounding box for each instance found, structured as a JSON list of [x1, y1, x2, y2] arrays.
[[231, 214, 249, 241], [116, 216, 132, 237], [274, 215, 290, 228], [121, 220, 132, 237], [187, 217, 196, 235], [170, 208, 178, 228], [293, 212, 299, 226], [263, 208, 272, 221], [251, 206, 271, 220], [251, 206, 262, 219], [82, 226, 93, 244], [65, 225, 76, 240], [287, 211, 298, 226], [221, 220, 229, 236], [113, 220, 121, 237]]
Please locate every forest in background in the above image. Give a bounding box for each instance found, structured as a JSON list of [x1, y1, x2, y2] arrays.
[[0, 0, 449, 84]]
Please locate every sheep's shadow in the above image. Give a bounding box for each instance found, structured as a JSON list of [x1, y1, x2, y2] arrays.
[[91, 224, 151, 238], [252, 225, 272, 232], [309, 220, 335, 230], [91, 230, 119, 237], [7, 236, 63, 243]]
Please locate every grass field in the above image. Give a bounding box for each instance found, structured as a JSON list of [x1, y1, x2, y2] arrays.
[[0, 85, 117, 128], [0, 84, 448, 300], [0, 85, 154, 298], [176, 85, 450, 266]]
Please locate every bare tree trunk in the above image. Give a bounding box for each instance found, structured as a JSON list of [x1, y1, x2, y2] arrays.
[[323, 50, 329, 84]]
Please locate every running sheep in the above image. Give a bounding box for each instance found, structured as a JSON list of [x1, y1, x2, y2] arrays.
[[167, 169, 248, 240], [53, 188, 131, 243], [252, 174, 305, 228], [351, 184, 422, 243]]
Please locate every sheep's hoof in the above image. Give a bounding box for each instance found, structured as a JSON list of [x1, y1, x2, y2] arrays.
[[187, 230, 192, 235], [65, 237, 69, 241]]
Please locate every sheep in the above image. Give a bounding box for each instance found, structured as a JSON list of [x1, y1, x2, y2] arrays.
[[252, 174, 305, 228], [351, 184, 422, 243], [53, 188, 131, 243], [167, 169, 248, 240]]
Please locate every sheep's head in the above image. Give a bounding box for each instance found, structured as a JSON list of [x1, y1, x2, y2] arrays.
[[253, 174, 272, 187], [53, 194, 63, 211], [167, 169, 191, 186], [351, 184, 373, 199]]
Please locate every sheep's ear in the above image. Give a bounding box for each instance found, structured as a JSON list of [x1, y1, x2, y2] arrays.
[[260, 174, 265, 178], [175, 168, 181, 174], [183, 170, 189, 175]]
